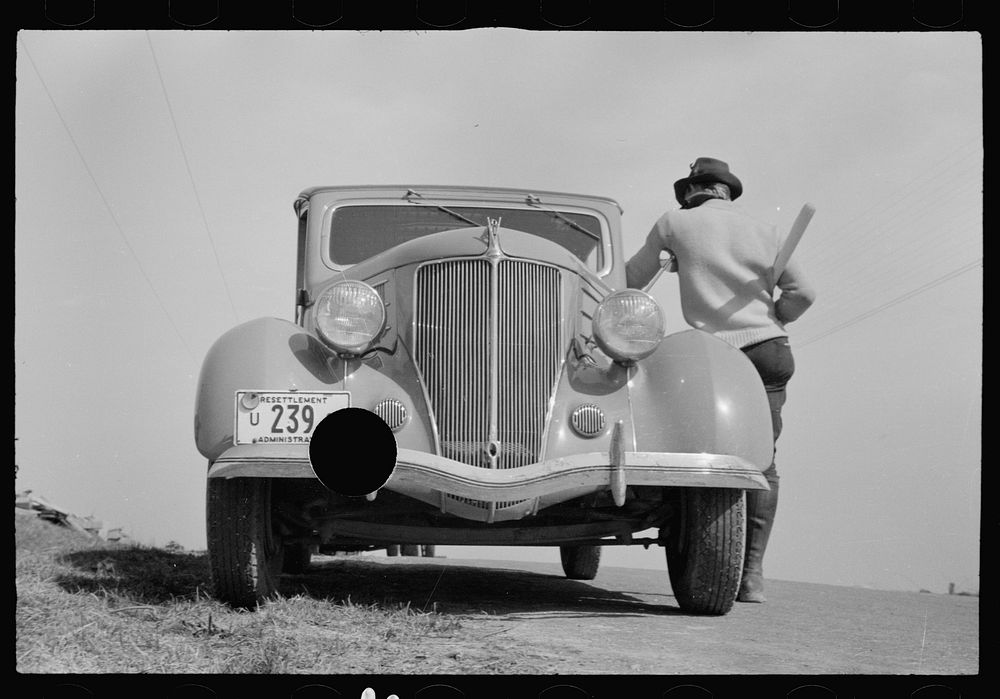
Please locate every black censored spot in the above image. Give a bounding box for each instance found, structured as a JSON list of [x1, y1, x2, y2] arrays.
[[308, 408, 396, 496]]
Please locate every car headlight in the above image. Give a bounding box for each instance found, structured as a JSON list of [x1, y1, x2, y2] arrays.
[[591, 289, 665, 362], [315, 280, 386, 355]]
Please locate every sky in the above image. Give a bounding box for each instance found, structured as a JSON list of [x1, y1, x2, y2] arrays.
[[15, 30, 981, 595]]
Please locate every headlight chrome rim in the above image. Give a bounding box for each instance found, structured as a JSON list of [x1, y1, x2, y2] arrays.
[[314, 280, 386, 355], [592, 289, 665, 363]]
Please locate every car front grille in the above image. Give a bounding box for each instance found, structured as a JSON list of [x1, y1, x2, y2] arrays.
[[414, 258, 562, 472]]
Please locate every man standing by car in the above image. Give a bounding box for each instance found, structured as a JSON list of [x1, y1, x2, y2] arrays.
[[625, 157, 816, 602]]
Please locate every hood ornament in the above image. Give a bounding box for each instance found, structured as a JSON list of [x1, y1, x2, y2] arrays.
[[485, 216, 503, 258]]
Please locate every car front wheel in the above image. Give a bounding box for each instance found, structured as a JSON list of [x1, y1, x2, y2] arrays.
[[206, 477, 284, 608], [663, 487, 745, 616], [559, 545, 601, 580]]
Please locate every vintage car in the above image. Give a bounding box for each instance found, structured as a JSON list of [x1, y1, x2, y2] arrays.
[[194, 185, 774, 615]]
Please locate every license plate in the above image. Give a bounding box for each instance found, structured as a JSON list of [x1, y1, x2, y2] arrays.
[[234, 390, 351, 445]]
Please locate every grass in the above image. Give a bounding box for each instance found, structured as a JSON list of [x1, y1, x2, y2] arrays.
[[16, 514, 542, 674]]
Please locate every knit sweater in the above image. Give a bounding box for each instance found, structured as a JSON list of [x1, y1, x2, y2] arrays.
[[626, 199, 816, 349]]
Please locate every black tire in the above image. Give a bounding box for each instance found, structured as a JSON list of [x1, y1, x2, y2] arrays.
[[386, 544, 400, 557], [206, 477, 284, 608], [663, 487, 745, 616], [559, 545, 601, 580], [421, 545, 436, 557], [281, 542, 312, 574], [400, 544, 421, 557]]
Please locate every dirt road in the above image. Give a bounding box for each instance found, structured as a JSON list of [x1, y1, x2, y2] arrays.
[[294, 555, 978, 676]]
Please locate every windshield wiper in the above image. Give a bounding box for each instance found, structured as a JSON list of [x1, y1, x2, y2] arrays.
[[404, 189, 481, 227], [525, 194, 602, 243]]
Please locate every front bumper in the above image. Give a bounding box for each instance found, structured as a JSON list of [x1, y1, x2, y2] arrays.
[[207, 442, 769, 506]]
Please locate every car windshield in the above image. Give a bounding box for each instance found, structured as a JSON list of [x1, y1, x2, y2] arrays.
[[328, 204, 604, 269]]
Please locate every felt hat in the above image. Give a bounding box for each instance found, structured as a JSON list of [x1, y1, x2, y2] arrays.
[[673, 157, 743, 206]]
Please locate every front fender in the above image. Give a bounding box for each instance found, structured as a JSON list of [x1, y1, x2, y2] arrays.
[[193, 317, 434, 462], [628, 329, 774, 472]]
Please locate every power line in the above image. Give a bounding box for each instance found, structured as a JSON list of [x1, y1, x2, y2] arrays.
[[796, 138, 981, 265], [797, 161, 981, 282], [790, 200, 980, 333], [802, 208, 981, 315], [19, 37, 195, 363], [787, 147, 981, 326], [797, 258, 982, 348], [146, 32, 241, 323], [799, 257, 982, 347], [792, 150, 981, 291]]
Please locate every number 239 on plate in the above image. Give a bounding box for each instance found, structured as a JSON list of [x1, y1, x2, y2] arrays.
[[234, 390, 350, 445]]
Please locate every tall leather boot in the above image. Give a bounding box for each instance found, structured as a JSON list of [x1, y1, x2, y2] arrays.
[[738, 474, 779, 603]]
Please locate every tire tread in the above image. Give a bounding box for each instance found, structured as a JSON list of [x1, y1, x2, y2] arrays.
[[560, 545, 602, 580], [665, 488, 745, 615], [207, 478, 281, 608]]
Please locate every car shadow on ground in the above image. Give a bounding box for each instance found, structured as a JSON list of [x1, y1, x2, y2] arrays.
[[54, 547, 212, 604], [51, 549, 689, 616], [284, 557, 685, 617]]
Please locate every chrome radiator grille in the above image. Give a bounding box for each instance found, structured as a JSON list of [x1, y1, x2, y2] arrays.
[[414, 259, 562, 471]]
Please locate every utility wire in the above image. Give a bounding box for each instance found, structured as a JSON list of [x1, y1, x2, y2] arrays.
[[796, 138, 981, 265], [793, 175, 981, 322], [19, 38, 195, 363], [800, 256, 982, 346], [787, 145, 981, 331], [784, 203, 979, 336], [803, 208, 981, 314], [797, 159, 980, 282], [797, 258, 982, 348], [146, 32, 241, 323], [793, 160, 979, 291]]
